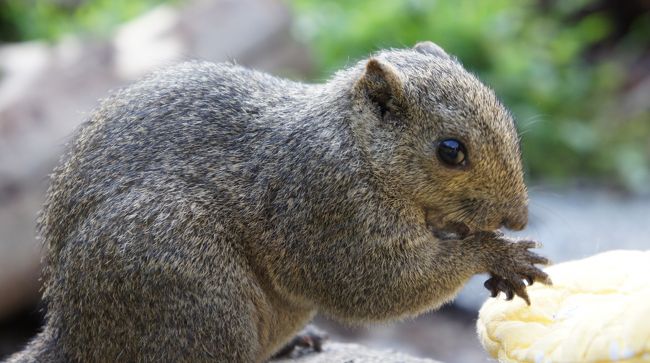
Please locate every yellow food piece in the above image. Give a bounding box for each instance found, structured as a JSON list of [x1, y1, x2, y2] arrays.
[[477, 250, 650, 363]]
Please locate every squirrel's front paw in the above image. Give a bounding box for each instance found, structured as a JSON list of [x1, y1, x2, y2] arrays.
[[480, 234, 552, 305]]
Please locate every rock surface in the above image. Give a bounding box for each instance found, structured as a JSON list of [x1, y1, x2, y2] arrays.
[[272, 342, 441, 363], [314, 306, 486, 363]]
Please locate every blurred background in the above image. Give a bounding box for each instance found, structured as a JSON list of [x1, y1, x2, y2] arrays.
[[0, 0, 648, 361]]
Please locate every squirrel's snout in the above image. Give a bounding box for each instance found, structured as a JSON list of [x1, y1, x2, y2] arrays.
[[500, 206, 528, 231]]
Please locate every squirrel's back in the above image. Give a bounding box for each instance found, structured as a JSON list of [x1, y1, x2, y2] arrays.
[[39, 61, 325, 264]]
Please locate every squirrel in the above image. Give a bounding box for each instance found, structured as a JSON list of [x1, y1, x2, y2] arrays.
[[6, 41, 551, 362]]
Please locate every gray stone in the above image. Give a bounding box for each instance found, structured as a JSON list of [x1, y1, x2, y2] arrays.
[[271, 342, 441, 363], [314, 308, 487, 363]]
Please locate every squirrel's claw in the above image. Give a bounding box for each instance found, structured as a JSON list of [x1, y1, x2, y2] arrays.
[[524, 275, 534, 285], [484, 274, 531, 305], [483, 276, 500, 297], [481, 236, 553, 306]]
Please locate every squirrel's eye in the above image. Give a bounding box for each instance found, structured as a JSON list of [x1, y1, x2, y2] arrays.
[[437, 139, 467, 167]]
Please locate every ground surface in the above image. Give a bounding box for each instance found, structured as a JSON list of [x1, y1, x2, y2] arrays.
[[272, 342, 442, 363]]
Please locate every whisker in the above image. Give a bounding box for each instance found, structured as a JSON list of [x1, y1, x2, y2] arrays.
[[518, 114, 549, 138]]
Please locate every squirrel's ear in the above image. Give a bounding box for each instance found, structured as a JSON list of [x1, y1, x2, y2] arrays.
[[414, 41, 450, 59], [354, 58, 404, 117]]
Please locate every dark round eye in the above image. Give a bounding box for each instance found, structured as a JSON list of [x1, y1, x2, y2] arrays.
[[437, 139, 467, 167]]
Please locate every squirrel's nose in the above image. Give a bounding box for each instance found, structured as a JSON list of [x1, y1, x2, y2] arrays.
[[501, 205, 528, 231]]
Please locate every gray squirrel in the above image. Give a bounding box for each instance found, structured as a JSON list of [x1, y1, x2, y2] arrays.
[[7, 41, 550, 362]]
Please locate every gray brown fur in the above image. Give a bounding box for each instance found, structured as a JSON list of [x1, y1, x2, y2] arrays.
[[6, 42, 549, 363]]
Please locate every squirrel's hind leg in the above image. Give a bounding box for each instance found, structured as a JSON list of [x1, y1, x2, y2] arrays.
[[270, 324, 328, 360]]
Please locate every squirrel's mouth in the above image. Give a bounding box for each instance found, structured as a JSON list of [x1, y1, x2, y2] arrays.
[[428, 221, 471, 240], [424, 208, 472, 240]]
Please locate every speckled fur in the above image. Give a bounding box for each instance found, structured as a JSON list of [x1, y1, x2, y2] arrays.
[[7, 43, 549, 363]]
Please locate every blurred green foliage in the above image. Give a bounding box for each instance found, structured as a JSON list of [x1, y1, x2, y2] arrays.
[[0, 0, 647, 192], [290, 0, 650, 192], [0, 0, 175, 42]]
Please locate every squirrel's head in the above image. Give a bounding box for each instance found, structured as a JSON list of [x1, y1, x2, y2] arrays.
[[349, 42, 527, 237]]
